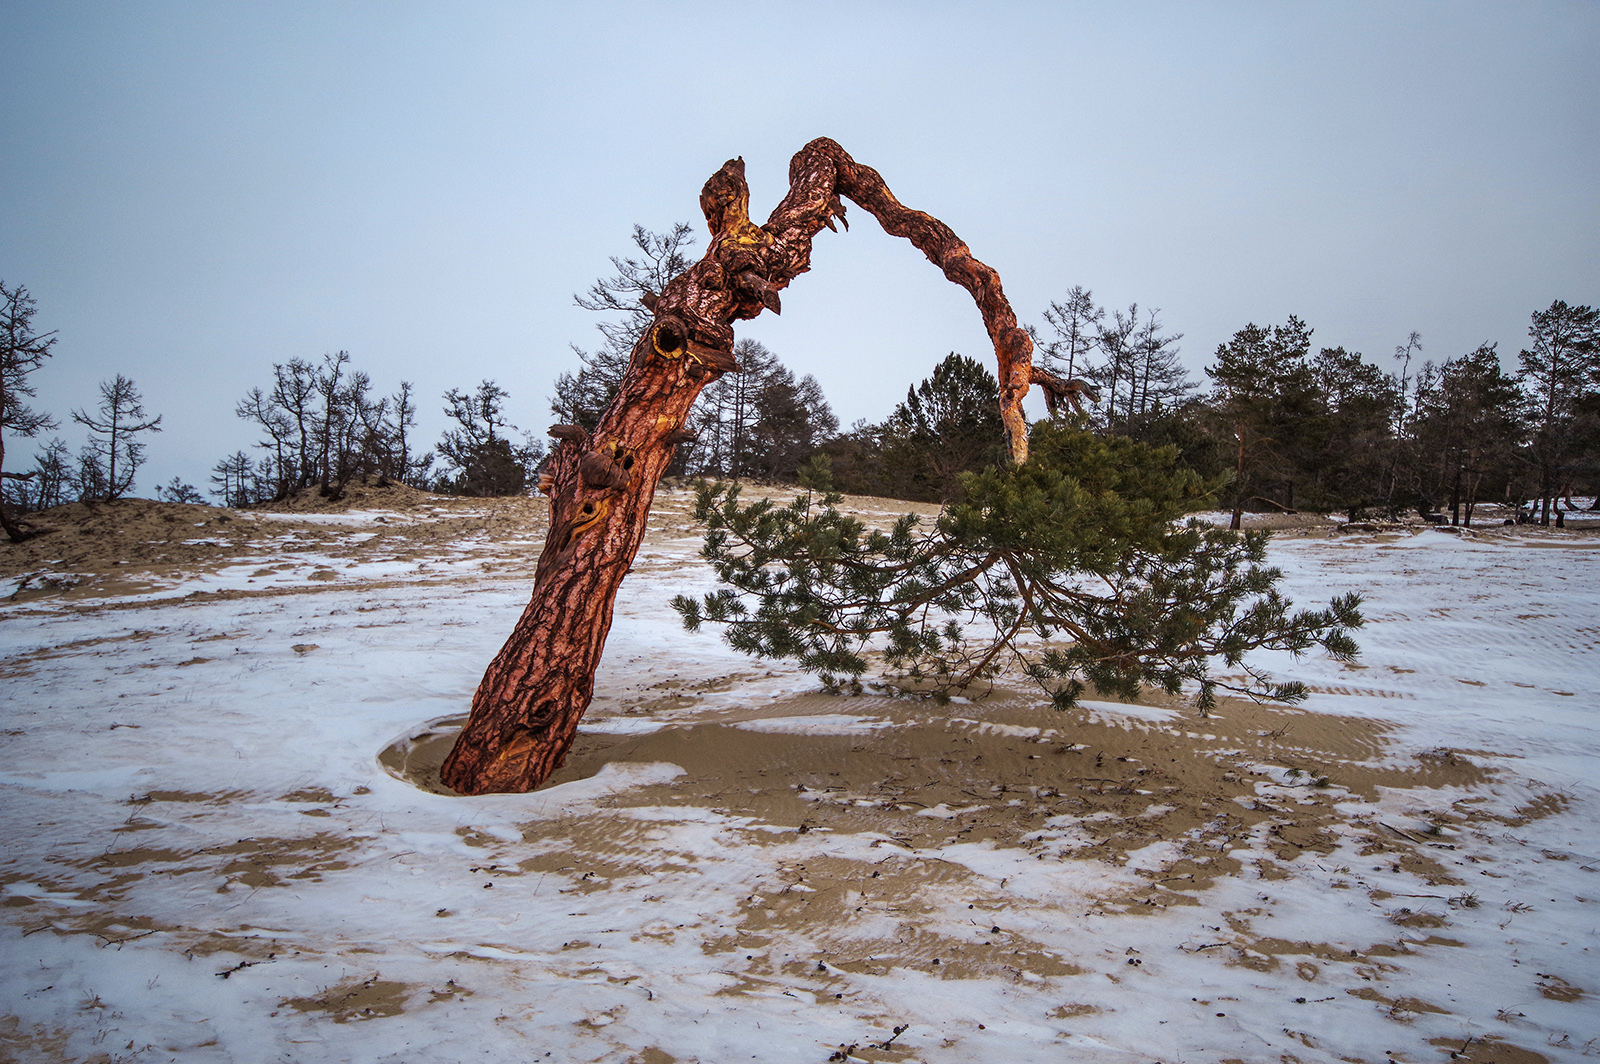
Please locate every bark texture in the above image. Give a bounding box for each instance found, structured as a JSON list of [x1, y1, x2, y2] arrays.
[[440, 138, 1040, 794]]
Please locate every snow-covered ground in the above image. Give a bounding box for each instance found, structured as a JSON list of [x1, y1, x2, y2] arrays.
[[1, 495, 1596, 1063]]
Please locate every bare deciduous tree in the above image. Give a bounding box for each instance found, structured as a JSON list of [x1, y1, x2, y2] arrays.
[[72, 374, 162, 502], [0, 282, 59, 540]]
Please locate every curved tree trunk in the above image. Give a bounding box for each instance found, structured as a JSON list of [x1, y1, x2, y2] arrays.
[[440, 138, 1052, 794]]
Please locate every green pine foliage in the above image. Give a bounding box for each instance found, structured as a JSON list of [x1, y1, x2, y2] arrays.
[[673, 422, 1362, 714]]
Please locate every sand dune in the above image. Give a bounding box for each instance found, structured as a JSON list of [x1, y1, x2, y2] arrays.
[[2, 486, 1596, 1063]]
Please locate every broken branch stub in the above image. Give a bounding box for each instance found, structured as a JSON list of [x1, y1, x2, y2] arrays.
[[439, 139, 1039, 794]]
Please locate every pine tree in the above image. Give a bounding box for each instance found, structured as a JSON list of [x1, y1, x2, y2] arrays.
[[675, 421, 1361, 713], [1414, 344, 1523, 525], [157, 478, 205, 504], [749, 367, 838, 479], [442, 141, 1050, 793], [1204, 318, 1316, 527], [876, 353, 1007, 502], [1300, 346, 1401, 517], [1518, 300, 1599, 524]]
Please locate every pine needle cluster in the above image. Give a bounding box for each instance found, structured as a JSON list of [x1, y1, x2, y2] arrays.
[[672, 423, 1362, 713]]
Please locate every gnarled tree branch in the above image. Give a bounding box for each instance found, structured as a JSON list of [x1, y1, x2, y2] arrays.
[[440, 139, 1039, 794]]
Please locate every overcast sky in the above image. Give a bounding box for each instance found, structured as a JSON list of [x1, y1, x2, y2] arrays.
[[3, 1, 1597, 495]]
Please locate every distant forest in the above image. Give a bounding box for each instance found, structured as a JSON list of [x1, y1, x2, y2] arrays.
[[3, 228, 1597, 531], [545, 228, 1600, 529]]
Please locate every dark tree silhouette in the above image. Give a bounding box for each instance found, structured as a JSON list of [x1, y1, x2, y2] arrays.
[[1519, 301, 1599, 525], [0, 282, 59, 540], [72, 374, 162, 502]]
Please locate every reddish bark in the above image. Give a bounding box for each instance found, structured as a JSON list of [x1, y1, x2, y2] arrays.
[[1029, 367, 1099, 419], [440, 138, 1041, 794]]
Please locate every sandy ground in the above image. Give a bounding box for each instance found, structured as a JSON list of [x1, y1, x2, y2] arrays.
[[1, 483, 1597, 1063]]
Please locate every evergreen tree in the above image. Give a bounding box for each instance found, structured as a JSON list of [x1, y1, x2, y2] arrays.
[[875, 353, 1007, 502], [748, 367, 838, 479], [1518, 300, 1600, 524], [157, 478, 205, 504], [1299, 346, 1401, 517], [1204, 318, 1317, 527], [1413, 344, 1524, 525], [817, 418, 889, 497], [675, 421, 1361, 712]]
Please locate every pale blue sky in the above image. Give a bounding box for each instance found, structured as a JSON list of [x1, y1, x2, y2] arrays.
[[3, 1, 1596, 493]]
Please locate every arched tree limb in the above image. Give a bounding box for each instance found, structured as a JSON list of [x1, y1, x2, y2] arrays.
[[1029, 366, 1101, 418], [440, 138, 1041, 794]]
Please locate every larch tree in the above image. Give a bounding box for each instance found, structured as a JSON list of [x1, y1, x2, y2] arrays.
[[1033, 286, 1103, 385], [1087, 303, 1138, 434], [552, 224, 699, 432], [71, 374, 162, 502], [0, 281, 59, 541], [232, 356, 433, 504], [686, 337, 782, 478], [435, 379, 545, 497], [441, 139, 1076, 795], [1120, 307, 1189, 435]]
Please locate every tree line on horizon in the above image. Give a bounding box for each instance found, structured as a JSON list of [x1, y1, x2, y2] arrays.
[[816, 295, 1596, 529], [3, 240, 1597, 539], [535, 228, 1600, 528], [1, 280, 176, 540]]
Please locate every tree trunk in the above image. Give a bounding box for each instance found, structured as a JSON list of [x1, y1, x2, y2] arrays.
[[0, 434, 26, 543], [1230, 425, 1246, 531], [0, 471, 36, 542], [440, 139, 1041, 795]]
